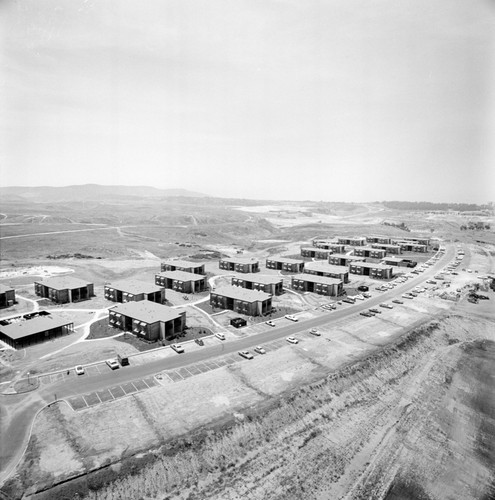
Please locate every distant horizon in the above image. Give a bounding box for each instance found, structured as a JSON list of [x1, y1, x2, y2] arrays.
[[0, 183, 492, 206]]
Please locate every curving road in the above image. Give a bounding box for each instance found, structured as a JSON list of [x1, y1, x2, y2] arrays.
[[0, 244, 456, 486]]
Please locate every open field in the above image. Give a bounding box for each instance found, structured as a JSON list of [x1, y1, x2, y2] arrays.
[[1, 194, 494, 499]]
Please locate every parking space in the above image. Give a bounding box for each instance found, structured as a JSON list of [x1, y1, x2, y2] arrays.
[[67, 376, 158, 411], [39, 363, 108, 386]]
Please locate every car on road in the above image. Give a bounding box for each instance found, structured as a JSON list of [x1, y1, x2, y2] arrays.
[[342, 298, 355, 304], [285, 315, 298, 322], [392, 299, 404, 304], [106, 359, 119, 370], [74, 365, 85, 376], [286, 336, 299, 344], [215, 333, 226, 341], [360, 311, 373, 317], [309, 328, 321, 336], [379, 303, 393, 309], [194, 338, 204, 346], [265, 320, 276, 327], [369, 308, 381, 314], [254, 346, 266, 354], [238, 350, 254, 360], [363, 292, 372, 298], [171, 344, 184, 353]]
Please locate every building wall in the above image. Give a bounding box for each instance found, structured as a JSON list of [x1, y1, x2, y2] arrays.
[[210, 292, 270, 316], [0, 290, 16, 308]]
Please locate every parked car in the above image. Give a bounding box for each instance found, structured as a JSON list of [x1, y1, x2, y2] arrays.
[[363, 292, 372, 298], [392, 299, 404, 304], [402, 294, 414, 299], [265, 320, 276, 327], [254, 346, 266, 354], [379, 303, 393, 309], [342, 298, 355, 304], [309, 328, 321, 336], [171, 344, 184, 353], [106, 359, 119, 370], [286, 336, 299, 344], [117, 354, 129, 366], [195, 338, 204, 346], [74, 365, 85, 376], [238, 350, 254, 360], [285, 315, 298, 322], [360, 311, 373, 317], [215, 332, 226, 340], [369, 308, 381, 314]]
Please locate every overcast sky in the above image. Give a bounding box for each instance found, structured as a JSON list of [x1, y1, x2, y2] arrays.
[[1, 0, 494, 203]]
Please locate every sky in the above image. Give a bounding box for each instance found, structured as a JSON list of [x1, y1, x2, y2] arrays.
[[1, 0, 494, 203]]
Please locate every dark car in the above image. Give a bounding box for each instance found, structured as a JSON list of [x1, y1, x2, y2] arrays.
[[360, 311, 373, 317], [392, 299, 404, 304], [369, 308, 381, 314], [195, 338, 204, 346], [357, 285, 369, 292]]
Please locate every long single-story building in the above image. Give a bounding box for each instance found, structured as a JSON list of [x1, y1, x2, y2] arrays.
[[0, 312, 73, 349], [300, 247, 332, 259], [109, 301, 186, 341], [371, 243, 402, 255], [210, 286, 272, 316], [219, 257, 259, 273], [104, 280, 165, 304], [312, 240, 346, 252], [366, 236, 392, 244], [34, 276, 94, 304], [303, 261, 349, 283], [291, 274, 343, 297], [353, 247, 387, 259], [265, 256, 304, 273], [397, 236, 430, 247], [337, 237, 367, 246], [0, 285, 16, 309], [328, 253, 366, 267], [161, 260, 205, 275], [381, 257, 408, 267], [231, 274, 283, 295], [349, 262, 394, 280], [391, 240, 428, 253], [155, 270, 207, 293]]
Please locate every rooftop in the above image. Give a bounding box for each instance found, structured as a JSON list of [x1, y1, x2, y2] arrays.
[[371, 243, 402, 248], [232, 274, 283, 285], [337, 236, 367, 241], [304, 262, 349, 274], [220, 257, 260, 265], [328, 253, 366, 260], [301, 247, 330, 253], [267, 256, 304, 265], [157, 270, 206, 282], [355, 246, 385, 252], [212, 285, 271, 302], [381, 257, 406, 263], [34, 276, 92, 290], [0, 284, 14, 293], [106, 279, 163, 295], [0, 313, 73, 340], [162, 259, 204, 269], [110, 301, 182, 324], [349, 262, 393, 270], [292, 273, 342, 285]]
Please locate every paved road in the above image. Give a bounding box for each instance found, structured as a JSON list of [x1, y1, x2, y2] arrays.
[[0, 244, 456, 485]]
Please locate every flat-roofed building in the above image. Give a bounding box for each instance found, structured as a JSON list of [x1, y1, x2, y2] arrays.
[[265, 257, 304, 273], [219, 257, 259, 273], [34, 276, 94, 304], [349, 262, 393, 280], [371, 243, 402, 255], [0, 285, 16, 309], [210, 286, 272, 316], [303, 261, 349, 283], [232, 274, 283, 295], [161, 260, 205, 275], [328, 253, 366, 267], [391, 240, 428, 253], [366, 236, 392, 245], [398, 236, 430, 247], [381, 257, 408, 267], [155, 270, 207, 294], [109, 301, 185, 341], [337, 237, 367, 246], [353, 247, 387, 259], [104, 280, 165, 304], [0, 312, 73, 349], [291, 274, 343, 296], [312, 240, 346, 252], [300, 247, 332, 259]]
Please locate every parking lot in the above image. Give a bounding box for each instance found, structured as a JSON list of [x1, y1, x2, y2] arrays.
[[39, 362, 115, 385], [66, 376, 158, 411]]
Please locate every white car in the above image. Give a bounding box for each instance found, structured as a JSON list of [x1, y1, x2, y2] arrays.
[[74, 365, 85, 376], [285, 315, 298, 322], [215, 333, 226, 341], [254, 346, 266, 354], [265, 320, 276, 327], [286, 336, 299, 344], [171, 344, 184, 353], [238, 350, 254, 360], [379, 303, 393, 309], [105, 359, 119, 370], [309, 328, 321, 336]]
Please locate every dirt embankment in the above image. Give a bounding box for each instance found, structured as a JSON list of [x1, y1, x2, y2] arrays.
[[11, 314, 494, 500]]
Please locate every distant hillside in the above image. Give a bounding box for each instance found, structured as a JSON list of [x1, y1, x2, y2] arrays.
[[382, 201, 492, 212], [0, 184, 209, 202]]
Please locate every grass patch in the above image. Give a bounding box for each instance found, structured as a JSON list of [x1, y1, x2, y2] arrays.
[[86, 318, 118, 340]]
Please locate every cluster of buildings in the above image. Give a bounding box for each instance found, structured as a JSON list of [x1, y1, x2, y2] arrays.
[[0, 233, 431, 348]]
